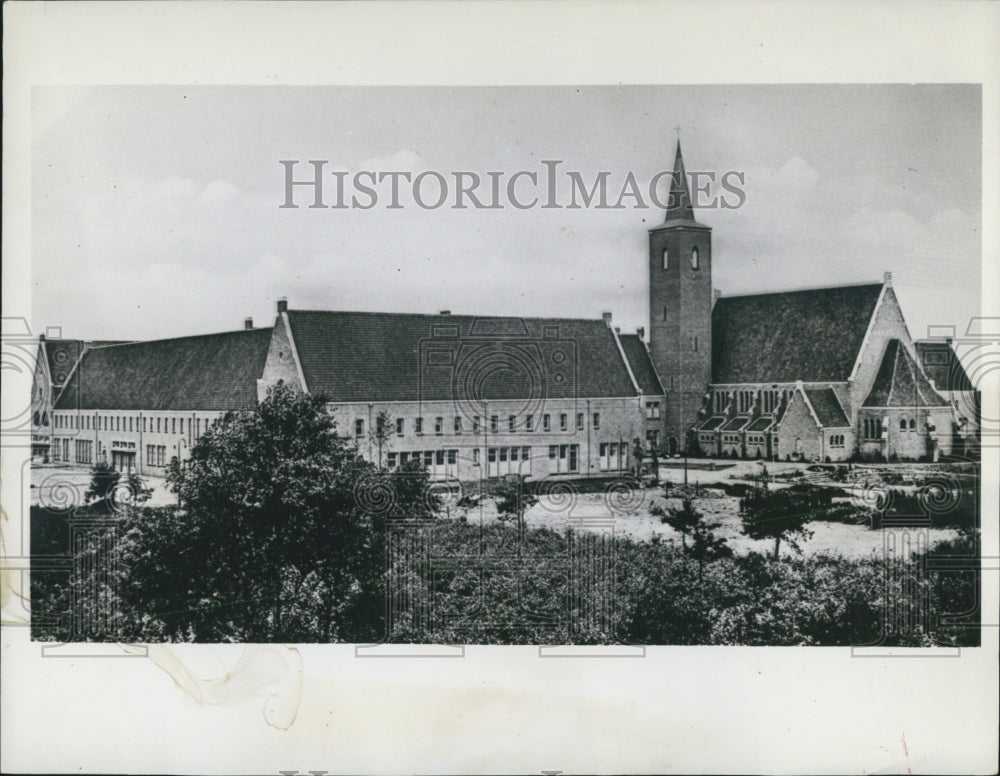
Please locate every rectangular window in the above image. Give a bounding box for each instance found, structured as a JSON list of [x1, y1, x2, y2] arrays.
[[508, 415, 516, 433], [548, 445, 557, 459], [559, 413, 568, 431], [473, 448, 480, 465], [75, 440, 93, 464], [423, 450, 433, 467], [521, 446, 530, 461], [490, 415, 499, 433], [472, 416, 480, 434], [400, 452, 409, 465], [499, 447, 508, 462], [454, 416, 462, 434], [435, 417, 443, 435], [576, 412, 584, 431], [156, 418, 161, 433], [196, 418, 201, 436], [387, 452, 397, 468], [435, 449, 445, 466], [525, 414, 533, 431], [645, 401, 661, 419], [355, 418, 364, 437], [415, 417, 423, 435], [180, 418, 185, 434], [593, 412, 600, 430], [146, 445, 155, 466], [376, 415, 386, 437], [488, 448, 497, 463], [510, 446, 519, 461], [447, 449, 457, 465], [543, 414, 551, 432], [600, 442, 608, 456], [396, 418, 404, 436]]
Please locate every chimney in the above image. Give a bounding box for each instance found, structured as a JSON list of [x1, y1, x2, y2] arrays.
[[883, 271, 892, 286], [614, 326, 621, 334], [244, 317, 254, 330], [277, 297, 288, 313], [602, 311, 612, 325], [38, 333, 46, 342], [636, 326, 645, 341], [439, 310, 451, 316]]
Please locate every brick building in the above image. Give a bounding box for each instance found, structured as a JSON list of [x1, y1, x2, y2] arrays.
[[49, 323, 271, 475], [35, 139, 977, 475]]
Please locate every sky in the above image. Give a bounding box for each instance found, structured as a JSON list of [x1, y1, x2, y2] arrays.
[[32, 84, 981, 343]]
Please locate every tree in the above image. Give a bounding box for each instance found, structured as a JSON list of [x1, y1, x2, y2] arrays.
[[372, 409, 393, 470], [84, 461, 119, 507], [652, 497, 731, 580], [739, 481, 815, 560], [153, 381, 433, 641], [494, 475, 538, 544]]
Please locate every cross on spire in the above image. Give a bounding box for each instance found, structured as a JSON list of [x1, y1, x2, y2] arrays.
[[664, 137, 696, 223]]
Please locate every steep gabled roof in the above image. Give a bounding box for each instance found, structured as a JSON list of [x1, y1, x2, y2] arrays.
[[617, 334, 664, 395], [863, 339, 949, 408], [804, 387, 851, 428], [915, 340, 975, 392], [54, 328, 272, 411], [43, 339, 84, 387], [712, 283, 883, 383], [285, 310, 639, 403]]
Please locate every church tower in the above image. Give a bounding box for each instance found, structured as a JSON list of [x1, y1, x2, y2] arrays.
[[648, 140, 713, 452]]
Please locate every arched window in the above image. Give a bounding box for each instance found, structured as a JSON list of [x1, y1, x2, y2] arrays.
[[691, 246, 700, 270], [662, 248, 669, 270], [909, 418, 915, 431], [662, 305, 667, 322], [899, 418, 907, 431]]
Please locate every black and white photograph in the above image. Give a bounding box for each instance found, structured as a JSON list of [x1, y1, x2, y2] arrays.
[[3, 3, 998, 774]]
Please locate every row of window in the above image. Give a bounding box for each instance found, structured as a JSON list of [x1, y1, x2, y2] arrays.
[[53, 413, 215, 436], [358, 411, 604, 438], [861, 417, 920, 440], [384, 442, 614, 475], [713, 389, 785, 415], [386, 448, 460, 469], [829, 434, 846, 448], [660, 246, 700, 271]]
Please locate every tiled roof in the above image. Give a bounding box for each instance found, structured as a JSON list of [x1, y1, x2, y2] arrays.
[[286, 310, 640, 403], [712, 283, 884, 383], [863, 339, 949, 408], [915, 341, 975, 392], [747, 416, 773, 432], [617, 334, 664, 395], [699, 416, 725, 431], [54, 328, 272, 411], [804, 387, 851, 428]]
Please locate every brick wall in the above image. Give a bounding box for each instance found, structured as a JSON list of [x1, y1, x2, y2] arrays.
[[648, 223, 713, 445], [326, 395, 645, 481]]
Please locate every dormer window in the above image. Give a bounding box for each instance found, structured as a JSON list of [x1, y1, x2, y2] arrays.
[[662, 248, 669, 269], [691, 246, 700, 270]]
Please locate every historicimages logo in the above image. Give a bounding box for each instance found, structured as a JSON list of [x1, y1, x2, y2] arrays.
[[278, 159, 746, 211]]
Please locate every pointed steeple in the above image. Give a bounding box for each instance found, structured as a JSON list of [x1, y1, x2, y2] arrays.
[[664, 140, 697, 224]]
